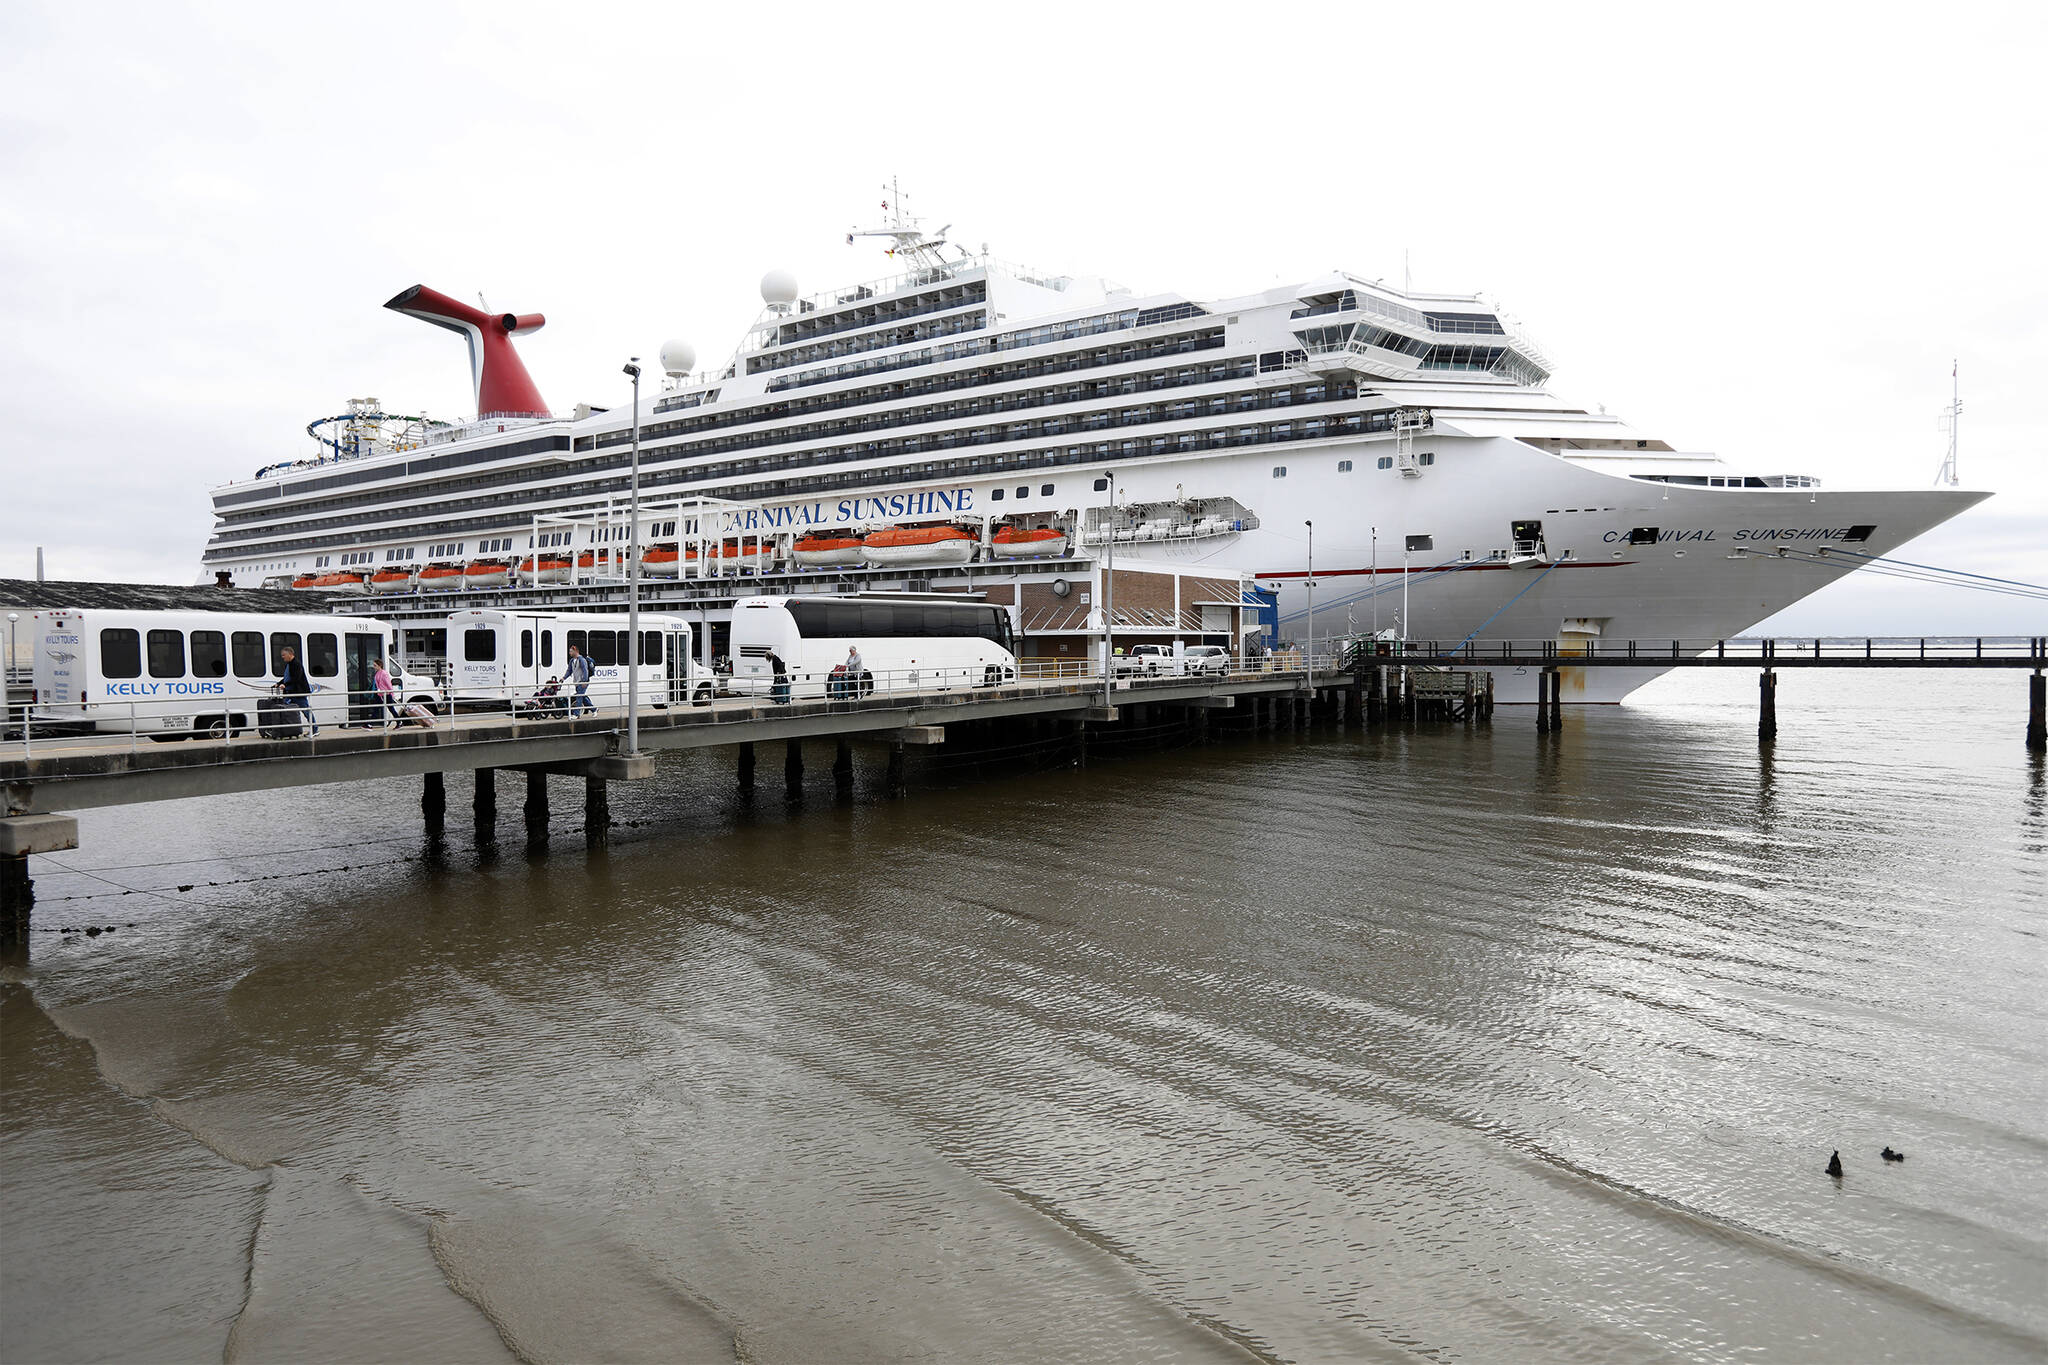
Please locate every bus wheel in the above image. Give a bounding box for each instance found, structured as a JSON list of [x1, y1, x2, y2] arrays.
[[198, 715, 240, 740], [694, 686, 712, 707]]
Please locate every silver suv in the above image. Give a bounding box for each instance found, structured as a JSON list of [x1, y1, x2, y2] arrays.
[[1183, 645, 1231, 675]]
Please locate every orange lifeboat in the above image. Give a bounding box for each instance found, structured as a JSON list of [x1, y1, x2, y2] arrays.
[[418, 562, 466, 591], [463, 560, 511, 589], [304, 571, 369, 594], [862, 525, 976, 566], [642, 544, 681, 578], [682, 541, 774, 574], [367, 567, 416, 594], [290, 573, 321, 591], [792, 533, 866, 568], [990, 526, 1070, 559], [517, 555, 571, 585]]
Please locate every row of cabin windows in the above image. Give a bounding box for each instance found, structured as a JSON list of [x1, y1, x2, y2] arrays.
[[615, 331, 1233, 451], [761, 305, 1151, 394], [749, 309, 987, 376], [99, 628, 344, 680], [212, 411, 1418, 559], [989, 484, 1057, 502], [216, 341, 1242, 540], [464, 628, 666, 669], [1278, 451, 1437, 478]]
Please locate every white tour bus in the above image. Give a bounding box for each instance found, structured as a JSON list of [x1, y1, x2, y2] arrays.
[[29, 607, 439, 739], [444, 608, 714, 709], [728, 595, 1018, 700]]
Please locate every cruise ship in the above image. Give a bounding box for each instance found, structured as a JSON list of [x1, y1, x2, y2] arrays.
[[199, 203, 1988, 702]]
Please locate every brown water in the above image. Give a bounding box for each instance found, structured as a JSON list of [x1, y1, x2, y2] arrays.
[[3, 670, 2044, 1363]]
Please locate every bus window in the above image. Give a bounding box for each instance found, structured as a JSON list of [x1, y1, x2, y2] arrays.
[[587, 631, 618, 667], [541, 631, 554, 668], [464, 628, 496, 662], [641, 631, 661, 665], [924, 606, 965, 637], [232, 631, 266, 677], [147, 629, 186, 678], [191, 630, 228, 678], [270, 633, 302, 674], [567, 629, 586, 660], [308, 633, 339, 677], [101, 628, 142, 678], [521, 629, 534, 668]]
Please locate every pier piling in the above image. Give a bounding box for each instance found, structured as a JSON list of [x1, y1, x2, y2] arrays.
[[886, 740, 907, 796], [422, 771, 446, 835], [474, 767, 497, 821], [785, 740, 804, 794], [1536, 672, 1552, 733], [583, 774, 609, 845], [737, 741, 755, 792], [834, 739, 854, 794], [2028, 671, 2045, 752], [1547, 668, 1563, 733], [1759, 669, 1779, 744], [524, 769, 549, 833], [1, 855, 31, 947]]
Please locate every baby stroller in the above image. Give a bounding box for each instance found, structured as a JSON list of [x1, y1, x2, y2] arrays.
[[515, 676, 567, 718]]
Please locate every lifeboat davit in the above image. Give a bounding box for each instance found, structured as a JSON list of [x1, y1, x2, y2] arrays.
[[418, 563, 466, 591], [792, 533, 866, 567], [518, 555, 571, 585], [304, 572, 369, 595], [367, 568, 416, 594], [641, 544, 681, 579], [463, 560, 511, 590], [862, 525, 976, 566], [990, 526, 1070, 559]]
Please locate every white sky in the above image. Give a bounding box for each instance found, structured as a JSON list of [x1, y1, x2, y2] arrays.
[[2, 1, 2042, 633]]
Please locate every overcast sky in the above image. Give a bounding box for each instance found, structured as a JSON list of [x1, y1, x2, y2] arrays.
[[2, 1, 2041, 633]]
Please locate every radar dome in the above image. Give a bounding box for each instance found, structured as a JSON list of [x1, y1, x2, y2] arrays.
[[760, 270, 800, 308], [659, 339, 697, 377]]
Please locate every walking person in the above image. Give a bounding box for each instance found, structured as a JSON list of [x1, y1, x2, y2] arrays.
[[276, 644, 316, 735], [372, 657, 401, 728], [766, 650, 791, 705], [844, 644, 866, 699], [565, 642, 594, 715]]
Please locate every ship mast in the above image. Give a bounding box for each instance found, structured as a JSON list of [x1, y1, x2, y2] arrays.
[[847, 178, 958, 278], [1936, 359, 1961, 487]]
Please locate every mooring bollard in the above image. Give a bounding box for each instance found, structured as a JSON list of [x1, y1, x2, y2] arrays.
[[1759, 669, 1779, 743]]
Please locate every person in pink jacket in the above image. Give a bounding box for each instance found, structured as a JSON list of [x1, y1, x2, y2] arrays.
[[373, 658, 400, 728]]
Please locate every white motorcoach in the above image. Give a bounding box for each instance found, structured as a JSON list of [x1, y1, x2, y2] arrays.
[[728, 595, 1017, 700], [443, 608, 714, 709], [28, 607, 439, 739]]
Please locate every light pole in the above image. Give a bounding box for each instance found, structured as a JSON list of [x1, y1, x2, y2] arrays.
[[623, 357, 643, 755], [1101, 470, 1115, 706], [6, 612, 16, 690], [1304, 520, 1314, 669], [1370, 526, 1378, 640]]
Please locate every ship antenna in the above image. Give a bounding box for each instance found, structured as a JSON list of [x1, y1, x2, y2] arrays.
[[847, 178, 958, 277], [1936, 359, 1961, 487]]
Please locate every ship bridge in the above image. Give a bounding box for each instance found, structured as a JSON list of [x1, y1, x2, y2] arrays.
[[1288, 282, 1550, 389]]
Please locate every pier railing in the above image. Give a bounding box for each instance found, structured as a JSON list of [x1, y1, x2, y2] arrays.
[[2, 655, 1335, 762]]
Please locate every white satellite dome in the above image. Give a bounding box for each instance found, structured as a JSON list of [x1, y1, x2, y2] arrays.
[[760, 270, 800, 308], [659, 339, 697, 378]]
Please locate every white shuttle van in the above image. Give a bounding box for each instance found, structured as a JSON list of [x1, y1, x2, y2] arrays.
[[443, 609, 714, 709], [728, 595, 1017, 700], [29, 607, 438, 739]]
